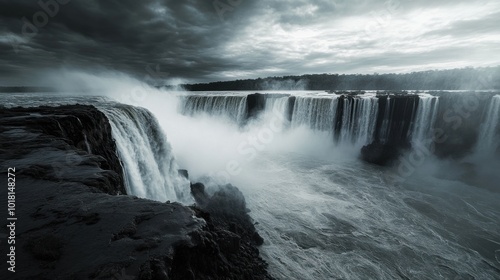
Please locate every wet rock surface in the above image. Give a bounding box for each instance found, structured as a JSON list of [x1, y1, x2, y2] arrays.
[[166, 184, 272, 280], [361, 141, 411, 166], [0, 104, 125, 194], [0, 105, 272, 279]]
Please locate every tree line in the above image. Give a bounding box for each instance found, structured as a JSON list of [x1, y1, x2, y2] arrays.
[[182, 67, 500, 91]]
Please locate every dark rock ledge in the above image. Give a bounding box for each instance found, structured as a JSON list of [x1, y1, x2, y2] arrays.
[[0, 105, 273, 280], [360, 141, 411, 166]]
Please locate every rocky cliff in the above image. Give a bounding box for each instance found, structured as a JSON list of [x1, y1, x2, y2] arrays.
[[0, 104, 273, 279]]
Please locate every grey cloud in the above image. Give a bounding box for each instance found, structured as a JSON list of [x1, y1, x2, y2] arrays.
[[421, 11, 500, 38], [0, 0, 259, 84], [0, 0, 499, 85]]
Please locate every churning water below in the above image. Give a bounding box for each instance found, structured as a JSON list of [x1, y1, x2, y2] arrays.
[[214, 151, 500, 280], [172, 91, 500, 279]]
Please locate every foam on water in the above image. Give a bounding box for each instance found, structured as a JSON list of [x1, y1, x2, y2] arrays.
[[226, 153, 500, 280]]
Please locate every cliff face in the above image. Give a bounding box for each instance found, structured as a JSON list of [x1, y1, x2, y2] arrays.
[[432, 91, 495, 158], [359, 92, 498, 165], [360, 95, 419, 165], [0, 104, 125, 194], [246, 93, 266, 120], [0, 104, 273, 279]]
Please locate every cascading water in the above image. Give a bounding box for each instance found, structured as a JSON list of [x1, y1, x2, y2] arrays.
[[339, 97, 354, 143], [379, 97, 392, 143], [338, 96, 379, 146], [176, 92, 499, 160], [99, 103, 191, 203], [0, 93, 191, 203], [264, 96, 289, 117], [410, 94, 440, 145], [181, 94, 248, 124], [475, 95, 500, 155], [356, 97, 379, 146], [179, 93, 381, 147], [290, 96, 338, 131]]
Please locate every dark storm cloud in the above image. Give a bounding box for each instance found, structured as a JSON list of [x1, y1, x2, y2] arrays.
[[0, 0, 258, 84], [0, 0, 499, 84]]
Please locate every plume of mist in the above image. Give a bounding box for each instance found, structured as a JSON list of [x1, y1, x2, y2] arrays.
[[35, 69, 350, 181], [33, 68, 499, 193], [260, 78, 309, 90], [32, 68, 150, 95], [33, 67, 187, 95], [457, 67, 500, 90]]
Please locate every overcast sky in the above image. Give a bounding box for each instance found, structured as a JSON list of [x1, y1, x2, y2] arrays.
[[0, 0, 499, 85]]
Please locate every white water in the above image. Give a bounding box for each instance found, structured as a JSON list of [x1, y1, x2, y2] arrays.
[[411, 94, 440, 145], [264, 96, 290, 119], [181, 93, 379, 148], [165, 91, 500, 279], [99, 104, 191, 203], [379, 97, 392, 143], [290, 96, 338, 131], [181, 94, 248, 124], [476, 95, 500, 156], [338, 97, 379, 147], [227, 153, 500, 280]]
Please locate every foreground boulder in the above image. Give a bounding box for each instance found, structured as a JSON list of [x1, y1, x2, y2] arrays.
[[166, 183, 271, 280]]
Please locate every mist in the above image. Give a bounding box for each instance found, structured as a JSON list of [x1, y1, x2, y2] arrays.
[[259, 79, 308, 90], [40, 70, 355, 184], [38, 69, 500, 194]]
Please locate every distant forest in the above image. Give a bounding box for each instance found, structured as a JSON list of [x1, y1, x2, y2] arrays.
[[183, 67, 500, 91], [0, 86, 57, 93]]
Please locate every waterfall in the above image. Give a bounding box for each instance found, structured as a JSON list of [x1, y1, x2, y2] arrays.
[[264, 96, 289, 117], [411, 95, 440, 144], [181, 94, 248, 124], [290, 96, 338, 131], [176, 93, 442, 150], [339, 98, 355, 143], [178, 93, 380, 146], [355, 97, 379, 146], [337, 97, 378, 146], [475, 95, 500, 155], [99, 104, 190, 203], [379, 97, 392, 143]]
